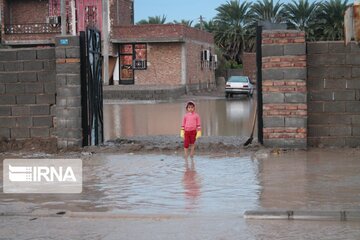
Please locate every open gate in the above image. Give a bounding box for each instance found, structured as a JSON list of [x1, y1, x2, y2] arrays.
[[80, 28, 103, 146], [256, 25, 263, 145]]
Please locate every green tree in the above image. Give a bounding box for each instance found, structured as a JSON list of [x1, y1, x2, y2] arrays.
[[136, 15, 167, 25], [213, 0, 254, 64], [194, 20, 217, 33], [283, 0, 320, 41], [173, 19, 194, 27], [315, 0, 348, 41], [251, 0, 285, 23]]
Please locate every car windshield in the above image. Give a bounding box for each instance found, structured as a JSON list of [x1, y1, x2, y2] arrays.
[[228, 76, 249, 83]]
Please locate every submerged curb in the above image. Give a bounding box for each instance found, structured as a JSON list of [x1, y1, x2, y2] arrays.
[[244, 210, 360, 221]]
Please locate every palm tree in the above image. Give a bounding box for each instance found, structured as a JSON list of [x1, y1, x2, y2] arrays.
[[194, 19, 217, 33], [173, 19, 194, 27], [315, 0, 348, 40], [136, 15, 167, 25], [251, 0, 285, 24], [213, 0, 254, 64], [283, 0, 320, 41]]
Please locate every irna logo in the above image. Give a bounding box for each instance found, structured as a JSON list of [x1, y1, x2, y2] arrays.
[[3, 159, 82, 193], [9, 165, 77, 182]]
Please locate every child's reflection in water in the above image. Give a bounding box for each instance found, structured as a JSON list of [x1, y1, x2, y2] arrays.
[[182, 158, 201, 210]]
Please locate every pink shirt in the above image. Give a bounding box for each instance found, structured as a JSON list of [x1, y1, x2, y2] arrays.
[[182, 112, 201, 131]]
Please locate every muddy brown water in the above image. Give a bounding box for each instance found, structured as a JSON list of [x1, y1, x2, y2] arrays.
[[2, 149, 360, 239], [1, 149, 360, 215], [103, 97, 257, 140]]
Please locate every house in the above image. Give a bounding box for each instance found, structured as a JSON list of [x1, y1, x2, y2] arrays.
[[0, 0, 216, 89], [111, 24, 216, 90]]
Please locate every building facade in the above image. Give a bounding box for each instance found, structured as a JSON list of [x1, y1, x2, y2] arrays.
[[111, 24, 215, 89], [0, 0, 216, 89]]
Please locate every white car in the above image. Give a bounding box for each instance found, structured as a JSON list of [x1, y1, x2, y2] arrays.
[[225, 75, 254, 98]]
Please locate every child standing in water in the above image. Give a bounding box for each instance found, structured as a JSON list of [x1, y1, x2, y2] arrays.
[[180, 101, 201, 159]]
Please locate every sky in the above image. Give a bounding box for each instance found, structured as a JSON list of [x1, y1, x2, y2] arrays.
[[134, 0, 355, 24], [134, 0, 224, 23]]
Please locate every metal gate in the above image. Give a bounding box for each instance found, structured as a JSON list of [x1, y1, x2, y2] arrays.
[[80, 28, 103, 146], [256, 25, 263, 144]]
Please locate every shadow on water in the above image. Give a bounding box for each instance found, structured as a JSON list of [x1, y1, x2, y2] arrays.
[[103, 97, 257, 141]]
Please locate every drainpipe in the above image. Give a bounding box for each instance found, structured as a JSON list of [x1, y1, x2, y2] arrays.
[[102, 0, 110, 85], [60, 0, 66, 35], [70, 0, 76, 35]]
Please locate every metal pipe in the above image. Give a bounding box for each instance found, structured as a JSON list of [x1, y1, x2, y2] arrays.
[[60, 0, 66, 35]]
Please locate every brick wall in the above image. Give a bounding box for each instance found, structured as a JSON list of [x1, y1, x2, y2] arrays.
[[3, 34, 57, 45], [133, 41, 216, 89], [111, 24, 214, 44], [242, 52, 256, 82], [1, 0, 57, 44], [110, 0, 133, 26], [262, 30, 307, 148], [307, 42, 360, 147], [5, 0, 47, 24], [186, 41, 215, 90], [135, 43, 182, 85], [0, 48, 56, 142]]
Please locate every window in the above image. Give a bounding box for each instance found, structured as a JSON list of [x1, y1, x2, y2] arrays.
[[134, 44, 147, 70], [119, 43, 147, 84], [119, 44, 134, 81]]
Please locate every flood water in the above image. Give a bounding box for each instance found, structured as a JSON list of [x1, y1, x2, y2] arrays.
[[103, 97, 257, 141], [2, 149, 360, 239], [1, 149, 360, 215], [0, 154, 260, 214]]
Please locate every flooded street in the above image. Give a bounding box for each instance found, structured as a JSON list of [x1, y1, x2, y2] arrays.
[[2, 149, 360, 214], [0, 149, 360, 240], [82, 153, 260, 214], [0, 153, 260, 214], [103, 97, 257, 140], [2, 149, 360, 239]]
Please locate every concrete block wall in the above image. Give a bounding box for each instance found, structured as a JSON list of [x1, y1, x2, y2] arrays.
[[0, 48, 56, 141], [55, 36, 82, 148], [307, 42, 360, 147], [262, 30, 307, 148]]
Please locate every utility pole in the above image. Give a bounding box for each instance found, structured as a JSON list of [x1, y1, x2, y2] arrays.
[[60, 0, 66, 35], [199, 15, 204, 31]]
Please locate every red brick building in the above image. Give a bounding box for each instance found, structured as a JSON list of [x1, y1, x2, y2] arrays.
[[0, 0, 216, 88], [111, 24, 215, 88]]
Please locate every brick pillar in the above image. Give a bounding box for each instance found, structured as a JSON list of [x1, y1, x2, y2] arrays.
[[242, 52, 257, 82], [55, 36, 82, 148], [262, 30, 307, 148]]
